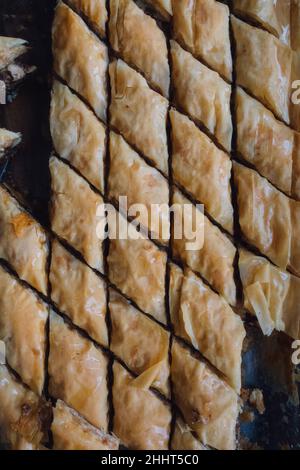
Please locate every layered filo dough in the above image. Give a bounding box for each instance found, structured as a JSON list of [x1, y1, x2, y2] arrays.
[[67, 0, 107, 37], [231, 15, 293, 126], [50, 81, 106, 192], [233, 0, 300, 50], [52, 400, 119, 450], [107, 209, 167, 324], [0, 267, 48, 395], [49, 239, 108, 346], [170, 109, 233, 233], [108, 131, 170, 244], [0, 186, 48, 294], [0, 129, 21, 158], [112, 361, 171, 450], [52, 2, 108, 122], [171, 341, 239, 451], [239, 250, 300, 339], [236, 87, 300, 197], [171, 418, 207, 451], [169, 265, 245, 393], [172, 0, 232, 81], [109, 289, 170, 397], [49, 312, 108, 430], [109, 59, 169, 175], [109, 0, 170, 97], [171, 40, 232, 151], [234, 162, 300, 275], [171, 189, 237, 306], [49, 156, 105, 272], [144, 0, 173, 20], [0, 365, 49, 450], [0, 36, 28, 70]]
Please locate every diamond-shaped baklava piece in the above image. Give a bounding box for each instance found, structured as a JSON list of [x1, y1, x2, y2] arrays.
[[110, 289, 170, 396], [232, 15, 292, 125], [169, 265, 245, 392], [52, 2, 108, 122], [144, 0, 172, 20], [67, 0, 107, 37], [50, 81, 106, 192], [0, 129, 21, 158], [171, 189, 236, 306], [236, 87, 298, 196], [108, 132, 170, 244], [109, 59, 169, 175], [172, 0, 232, 80], [49, 156, 104, 272], [112, 361, 171, 450], [0, 267, 48, 395], [109, 0, 170, 97], [49, 239, 108, 346], [171, 40, 232, 152], [171, 417, 207, 451], [239, 249, 300, 339], [0, 365, 50, 450], [52, 400, 119, 450], [108, 209, 167, 324], [0, 185, 48, 294], [170, 109, 233, 233], [234, 162, 291, 270], [171, 341, 239, 450], [233, 0, 291, 46], [49, 311, 108, 430]]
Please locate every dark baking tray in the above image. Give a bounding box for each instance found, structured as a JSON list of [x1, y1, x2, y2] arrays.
[[0, 0, 299, 450]]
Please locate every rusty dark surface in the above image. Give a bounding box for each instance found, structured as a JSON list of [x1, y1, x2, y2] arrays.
[[0, 0, 299, 450]]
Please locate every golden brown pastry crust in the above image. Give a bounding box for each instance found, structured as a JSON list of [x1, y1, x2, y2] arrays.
[[239, 249, 300, 339], [49, 239, 108, 346], [144, 0, 172, 19], [171, 341, 239, 450], [108, 210, 167, 324], [291, 0, 300, 51], [236, 88, 294, 196], [0, 185, 48, 294], [50, 81, 106, 192], [49, 312, 108, 430], [171, 418, 207, 451], [49, 156, 104, 272], [109, 0, 170, 97], [0, 37, 28, 71], [171, 189, 237, 306], [172, 0, 232, 81], [108, 131, 170, 244], [0, 268, 48, 395], [171, 40, 232, 151], [234, 162, 291, 270], [171, 109, 233, 233], [169, 266, 245, 392], [112, 361, 171, 450], [233, 0, 291, 46], [52, 400, 119, 450], [67, 0, 107, 37], [0, 129, 21, 158], [52, 2, 108, 122], [0, 365, 49, 450], [232, 15, 292, 124], [110, 289, 170, 397], [109, 59, 169, 175]]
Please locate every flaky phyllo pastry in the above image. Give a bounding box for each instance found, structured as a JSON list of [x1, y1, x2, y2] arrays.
[[0, 129, 21, 159], [0, 186, 48, 294], [172, 0, 232, 81], [239, 250, 300, 339], [51, 400, 119, 450]]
